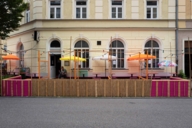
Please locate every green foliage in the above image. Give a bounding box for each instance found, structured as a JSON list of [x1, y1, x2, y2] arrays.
[[178, 70, 187, 79], [0, 0, 28, 39]]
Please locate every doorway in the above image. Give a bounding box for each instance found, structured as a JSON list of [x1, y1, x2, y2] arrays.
[[50, 54, 61, 78], [184, 41, 192, 78], [49, 40, 61, 78]]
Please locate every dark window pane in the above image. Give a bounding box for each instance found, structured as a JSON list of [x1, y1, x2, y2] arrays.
[[50, 8, 54, 18], [121, 49, 124, 58], [51, 1, 61, 5], [112, 13, 116, 18], [145, 41, 151, 47], [118, 13, 122, 18], [56, 8, 60, 18], [82, 41, 89, 47], [82, 8, 86, 18], [75, 40, 89, 48], [147, 1, 157, 6], [118, 8, 122, 18], [76, 8, 80, 18], [50, 40, 60, 47], [112, 1, 122, 5], [153, 8, 157, 18], [117, 41, 124, 47], [118, 8, 122, 13], [112, 8, 116, 18], [153, 41, 159, 47], [75, 41, 81, 47], [112, 8, 116, 12], [147, 8, 151, 18], [76, 1, 86, 5]]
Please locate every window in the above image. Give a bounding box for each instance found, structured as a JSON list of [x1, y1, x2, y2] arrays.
[[76, 1, 87, 19], [144, 40, 159, 68], [146, 0, 158, 19], [109, 40, 124, 68], [26, 4, 30, 23], [74, 40, 89, 68], [19, 44, 24, 67], [111, 0, 123, 19], [50, 40, 60, 47], [50, 0, 61, 19]]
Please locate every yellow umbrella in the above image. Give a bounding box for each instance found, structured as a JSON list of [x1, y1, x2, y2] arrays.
[[60, 56, 86, 61]]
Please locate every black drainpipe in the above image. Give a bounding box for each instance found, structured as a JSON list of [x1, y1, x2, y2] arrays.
[[175, 0, 178, 75]]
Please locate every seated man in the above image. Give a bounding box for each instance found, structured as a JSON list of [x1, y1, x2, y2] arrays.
[[58, 66, 67, 78]]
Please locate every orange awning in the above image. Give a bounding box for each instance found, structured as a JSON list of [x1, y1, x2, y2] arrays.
[[127, 54, 156, 61], [2, 54, 20, 60]]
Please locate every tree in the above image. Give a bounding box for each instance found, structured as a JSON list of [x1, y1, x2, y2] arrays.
[[0, 0, 28, 40]]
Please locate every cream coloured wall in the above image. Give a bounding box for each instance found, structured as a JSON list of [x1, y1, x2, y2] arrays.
[[6, 0, 178, 77], [178, 0, 186, 19], [33, 0, 43, 19], [139, 0, 144, 19], [185, 0, 192, 19], [90, 0, 95, 19], [131, 0, 139, 19], [42, 0, 46, 19], [64, 0, 73, 19], [162, 0, 168, 19], [103, 0, 109, 19], [168, 0, 175, 19], [95, 0, 103, 19], [7, 29, 175, 75]]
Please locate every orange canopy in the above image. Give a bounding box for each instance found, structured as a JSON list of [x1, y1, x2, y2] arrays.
[[2, 54, 19, 60], [127, 54, 156, 61]]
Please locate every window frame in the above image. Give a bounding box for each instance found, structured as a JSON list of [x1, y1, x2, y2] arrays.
[[109, 40, 124, 68], [111, 0, 123, 19], [26, 10, 30, 23], [49, 0, 61, 19], [74, 40, 89, 68], [146, 0, 158, 19], [144, 40, 160, 68], [75, 0, 87, 19]]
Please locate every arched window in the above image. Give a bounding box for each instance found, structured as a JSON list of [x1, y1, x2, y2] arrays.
[[50, 40, 60, 47], [109, 40, 124, 68], [19, 44, 24, 67], [144, 40, 159, 68], [74, 40, 89, 68]]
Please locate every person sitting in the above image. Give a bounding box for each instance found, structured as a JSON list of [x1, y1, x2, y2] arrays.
[[58, 66, 67, 78]]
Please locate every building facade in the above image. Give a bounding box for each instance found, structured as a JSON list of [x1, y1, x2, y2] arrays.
[[6, 0, 178, 78], [177, 0, 192, 78]]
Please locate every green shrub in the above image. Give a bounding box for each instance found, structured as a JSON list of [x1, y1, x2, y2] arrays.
[[178, 70, 187, 79]]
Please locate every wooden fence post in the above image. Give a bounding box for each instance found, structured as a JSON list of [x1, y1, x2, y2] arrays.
[[54, 80, 56, 97], [95, 80, 97, 97], [117, 81, 119, 97], [126, 80, 128, 97], [142, 81, 144, 97], [77, 81, 79, 97], [104, 81, 106, 97], [86, 81, 88, 97]]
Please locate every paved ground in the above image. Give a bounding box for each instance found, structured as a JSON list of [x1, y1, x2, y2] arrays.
[[0, 97, 192, 128]]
